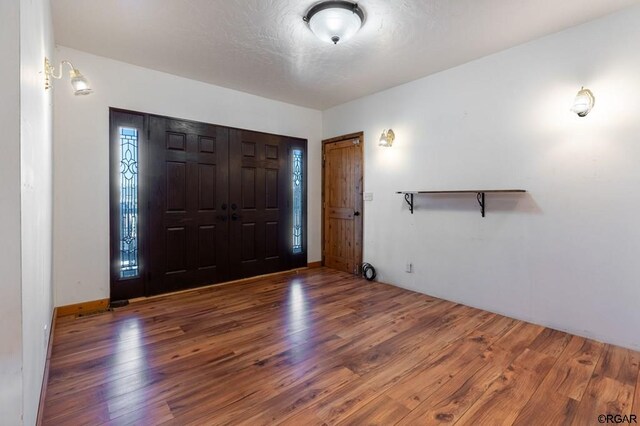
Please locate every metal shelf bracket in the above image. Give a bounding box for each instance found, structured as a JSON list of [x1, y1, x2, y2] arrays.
[[476, 192, 485, 218], [404, 193, 414, 214]]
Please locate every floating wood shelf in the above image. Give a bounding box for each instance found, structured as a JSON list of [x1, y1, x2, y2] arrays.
[[396, 189, 526, 217]]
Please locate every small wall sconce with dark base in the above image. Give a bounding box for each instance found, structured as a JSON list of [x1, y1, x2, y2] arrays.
[[44, 58, 93, 95], [570, 87, 594, 117]]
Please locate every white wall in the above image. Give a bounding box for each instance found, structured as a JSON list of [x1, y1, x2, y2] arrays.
[[0, 1, 26, 424], [323, 6, 640, 350], [0, 0, 54, 424], [20, 0, 55, 423], [53, 47, 323, 306]]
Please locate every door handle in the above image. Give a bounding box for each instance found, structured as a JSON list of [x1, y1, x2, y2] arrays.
[[221, 203, 227, 210], [231, 213, 242, 221], [231, 203, 237, 211], [354, 211, 361, 216]]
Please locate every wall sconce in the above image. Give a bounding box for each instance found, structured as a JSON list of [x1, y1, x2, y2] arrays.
[[379, 129, 395, 147], [44, 58, 93, 95], [570, 87, 594, 117]]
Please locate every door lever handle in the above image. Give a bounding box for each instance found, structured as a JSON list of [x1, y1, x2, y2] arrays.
[[354, 211, 361, 216]]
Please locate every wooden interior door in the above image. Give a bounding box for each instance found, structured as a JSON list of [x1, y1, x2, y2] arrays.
[[323, 134, 363, 274], [148, 116, 230, 294], [228, 129, 289, 279]]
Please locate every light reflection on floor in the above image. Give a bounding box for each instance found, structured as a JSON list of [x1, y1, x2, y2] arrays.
[[286, 280, 312, 355], [105, 316, 149, 415]]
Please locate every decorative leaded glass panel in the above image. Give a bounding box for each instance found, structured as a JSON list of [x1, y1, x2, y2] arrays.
[[120, 127, 139, 278], [292, 149, 303, 254]]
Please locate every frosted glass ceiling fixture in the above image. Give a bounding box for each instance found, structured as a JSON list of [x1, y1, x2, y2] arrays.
[[44, 57, 93, 95], [570, 87, 595, 117], [303, 1, 364, 45]]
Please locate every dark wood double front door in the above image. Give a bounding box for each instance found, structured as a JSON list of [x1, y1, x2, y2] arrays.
[[110, 110, 306, 300]]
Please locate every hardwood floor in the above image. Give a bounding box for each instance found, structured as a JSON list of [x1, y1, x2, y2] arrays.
[[42, 268, 640, 425]]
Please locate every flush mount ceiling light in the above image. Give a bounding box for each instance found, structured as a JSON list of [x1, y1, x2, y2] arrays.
[[44, 57, 93, 95], [379, 129, 395, 147], [570, 87, 595, 117], [303, 1, 364, 45]]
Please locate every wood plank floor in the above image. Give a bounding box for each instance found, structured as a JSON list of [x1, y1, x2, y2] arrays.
[[43, 268, 640, 425]]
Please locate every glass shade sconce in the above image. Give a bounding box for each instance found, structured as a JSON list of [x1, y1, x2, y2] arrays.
[[570, 87, 594, 117], [379, 129, 395, 147], [44, 57, 93, 95]]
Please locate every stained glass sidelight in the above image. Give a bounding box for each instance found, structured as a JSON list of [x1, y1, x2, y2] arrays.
[[119, 127, 139, 278], [292, 149, 303, 254]]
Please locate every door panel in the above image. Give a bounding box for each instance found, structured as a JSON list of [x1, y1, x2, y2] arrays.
[[229, 130, 288, 279], [109, 111, 147, 301], [323, 137, 363, 274], [148, 117, 230, 294]]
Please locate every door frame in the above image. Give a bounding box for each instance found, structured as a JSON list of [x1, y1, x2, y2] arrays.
[[109, 107, 308, 300], [321, 132, 364, 273]]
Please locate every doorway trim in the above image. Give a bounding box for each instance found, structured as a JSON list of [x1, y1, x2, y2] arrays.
[[321, 132, 364, 273]]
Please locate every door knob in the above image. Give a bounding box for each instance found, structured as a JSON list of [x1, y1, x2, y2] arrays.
[[231, 213, 242, 221], [231, 204, 237, 210], [221, 203, 227, 210], [354, 211, 361, 216]]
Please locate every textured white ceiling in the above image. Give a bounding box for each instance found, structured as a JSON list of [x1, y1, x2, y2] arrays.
[[52, 0, 639, 109]]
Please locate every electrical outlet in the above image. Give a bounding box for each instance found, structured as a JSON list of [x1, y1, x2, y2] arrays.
[[363, 192, 373, 201], [405, 263, 413, 273]]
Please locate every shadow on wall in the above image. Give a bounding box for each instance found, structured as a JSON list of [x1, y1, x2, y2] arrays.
[[406, 193, 542, 215]]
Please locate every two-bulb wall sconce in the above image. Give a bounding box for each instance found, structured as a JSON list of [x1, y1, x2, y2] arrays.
[[571, 86, 594, 117], [44, 58, 93, 95], [378, 129, 395, 147]]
